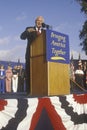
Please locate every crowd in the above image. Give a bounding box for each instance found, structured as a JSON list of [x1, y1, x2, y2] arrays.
[[70, 60, 87, 90], [0, 64, 25, 93]]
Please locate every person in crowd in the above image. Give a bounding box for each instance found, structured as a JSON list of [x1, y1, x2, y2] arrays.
[[5, 65, 13, 93], [12, 65, 18, 92], [70, 62, 75, 81], [83, 61, 87, 89], [83, 61, 87, 72], [70, 62, 75, 91], [0, 65, 5, 93], [75, 62, 84, 87], [17, 64, 25, 92], [83, 69, 87, 89], [20, 16, 45, 94]]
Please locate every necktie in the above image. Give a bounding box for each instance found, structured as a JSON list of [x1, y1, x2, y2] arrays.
[[37, 28, 41, 35]]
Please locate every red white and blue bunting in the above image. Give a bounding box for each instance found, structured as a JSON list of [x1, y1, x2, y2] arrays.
[[0, 94, 87, 130]]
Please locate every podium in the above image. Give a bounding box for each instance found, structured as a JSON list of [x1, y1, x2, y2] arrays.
[[30, 30, 70, 96]]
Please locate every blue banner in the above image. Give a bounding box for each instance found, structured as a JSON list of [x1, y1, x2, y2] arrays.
[[46, 30, 70, 64]]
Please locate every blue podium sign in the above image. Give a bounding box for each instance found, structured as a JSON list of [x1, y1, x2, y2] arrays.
[[46, 30, 70, 64]]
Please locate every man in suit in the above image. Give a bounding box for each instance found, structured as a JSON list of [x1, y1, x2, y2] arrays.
[[20, 16, 45, 94]]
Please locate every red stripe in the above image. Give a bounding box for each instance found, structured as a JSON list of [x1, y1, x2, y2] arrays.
[[29, 98, 66, 130], [73, 94, 87, 104], [0, 100, 7, 111]]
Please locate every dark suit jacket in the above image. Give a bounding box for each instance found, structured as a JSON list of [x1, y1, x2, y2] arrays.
[[20, 26, 37, 60], [20, 26, 44, 92]]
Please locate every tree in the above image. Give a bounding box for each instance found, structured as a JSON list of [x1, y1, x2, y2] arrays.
[[76, 0, 87, 54]]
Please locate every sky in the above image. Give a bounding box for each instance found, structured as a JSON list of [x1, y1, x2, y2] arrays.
[[0, 0, 86, 63]]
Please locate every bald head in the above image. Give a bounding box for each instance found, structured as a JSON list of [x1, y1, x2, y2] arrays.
[[35, 16, 44, 28]]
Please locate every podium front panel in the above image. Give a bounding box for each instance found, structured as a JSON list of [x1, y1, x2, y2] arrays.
[[30, 30, 70, 96]]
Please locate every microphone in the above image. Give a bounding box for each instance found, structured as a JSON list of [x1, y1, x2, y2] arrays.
[[42, 23, 50, 29]]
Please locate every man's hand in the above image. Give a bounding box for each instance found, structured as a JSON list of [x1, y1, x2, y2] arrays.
[[27, 28, 35, 32]]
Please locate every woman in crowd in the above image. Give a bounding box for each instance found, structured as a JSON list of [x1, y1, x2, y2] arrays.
[[5, 65, 13, 92], [0, 65, 5, 93]]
